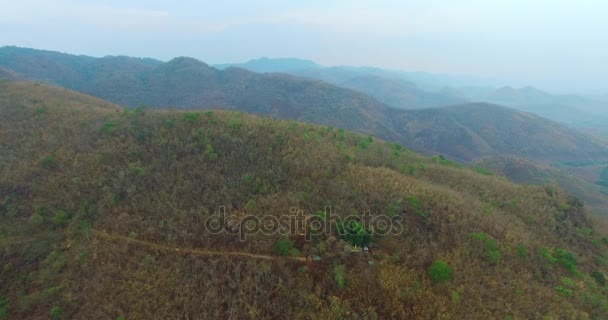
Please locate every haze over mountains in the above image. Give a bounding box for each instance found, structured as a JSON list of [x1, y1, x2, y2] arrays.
[[3, 0, 608, 318], [1, 46, 606, 164], [221, 57, 608, 129], [2, 46, 608, 214], [218, 57, 471, 109]]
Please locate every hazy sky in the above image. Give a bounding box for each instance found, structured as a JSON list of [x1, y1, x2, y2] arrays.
[[1, 0, 606, 94]]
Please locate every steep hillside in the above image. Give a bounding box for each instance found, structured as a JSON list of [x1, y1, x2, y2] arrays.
[[218, 58, 467, 109], [476, 156, 608, 213], [222, 58, 608, 130], [0, 67, 20, 80], [0, 47, 399, 140], [2, 82, 608, 319], [1, 47, 606, 165], [458, 86, 608, 127], [0, 46, 162, 90], [391, 103, 608, 162]]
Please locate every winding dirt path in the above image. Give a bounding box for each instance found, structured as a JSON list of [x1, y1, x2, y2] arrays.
[[92, 229, 307, 262]]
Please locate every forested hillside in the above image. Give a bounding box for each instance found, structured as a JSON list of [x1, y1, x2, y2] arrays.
[[477, 156, 608, 213], [393, 103, 608, 162], [2, 82, 608, 319], [1, 47, 606, 165]]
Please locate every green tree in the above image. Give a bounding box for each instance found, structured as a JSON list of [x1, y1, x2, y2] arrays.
[[429, 260, 453, 282]]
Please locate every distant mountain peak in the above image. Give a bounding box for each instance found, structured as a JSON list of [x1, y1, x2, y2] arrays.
[[167, 56, 209, 67], [215, 57, 320, 73]]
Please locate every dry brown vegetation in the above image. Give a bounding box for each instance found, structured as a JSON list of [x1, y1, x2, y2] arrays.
[[2, 82, 608, 319]]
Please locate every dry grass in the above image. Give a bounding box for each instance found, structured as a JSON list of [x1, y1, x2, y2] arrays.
[[1, 82, 608, 319]]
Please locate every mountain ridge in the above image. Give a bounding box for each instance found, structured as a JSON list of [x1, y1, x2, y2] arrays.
[[2, 81, 608, 318], [1, 47, 606, 165]]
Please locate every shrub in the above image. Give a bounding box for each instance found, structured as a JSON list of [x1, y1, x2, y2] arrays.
[[593, 255, 608, 266], [429, 260, 453, 282], [336, 128, 345, 141], [272, 240, 299, 257], [122, 108, 136, 117], [336, 220, 372, 247], [79, 220, 92, 237], [101, 121, 117, 133], [204, 144, 218, 160], [35, 106, 48, 114], [406, 195, 427, 218], [487, 250, 501, 265], [538, 247, 558, 264], [36, 205, 48, 217], [229, 117, 242, 131], [553, 248, 578, 275], [555, 286, 573, 298], [164, 117, 177, 128], [183, 112, 200, 123], [40, 155, 56, 169], [315, 210, 327, 221], [471, 232, 501, 264], [545, 186, 556, 197], [0, 195, 16, 216], [355, 136, 372, 149], [432, 155, 460, 167], [132, 166, 146, 176], [332, 264, 346, 289], [28, 213, 44, 227], [204, 111, 216, 124], [591, 271, 606, 286], [516, 245, 528, 259], [52, 210, 69, 226], [385, 201, 401, 217], [143, 254, 155, 267], [576, 227, 593, 237], [50, 306, 62, 320], [76, 250, 88, 265], [560, 277, 575, 287], [474, 166, 493, 176], [0, 295, 7, 320], [133, 104, 146, 113]]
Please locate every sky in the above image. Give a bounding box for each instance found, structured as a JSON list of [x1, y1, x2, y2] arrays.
[[1, 0, 607, 94]]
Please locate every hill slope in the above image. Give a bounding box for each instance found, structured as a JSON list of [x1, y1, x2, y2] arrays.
[[458, 86, 608, 128], [2, 82, 608, 319], [476, 156, 608, 213], [218, 58, 467, 109], [391, 103, 608, 162], [1, 47, 606, 164], [221, 58, 608, 131], [0, 67, 21, 80], [0, 47, 399, 140]]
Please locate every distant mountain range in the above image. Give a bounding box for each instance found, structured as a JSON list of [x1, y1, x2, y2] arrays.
[[456, 86, 608, 127], [217, 58, 469, 109], [220, 57, 608, 129], [393, 103, 608, 162], [215, 57, 320, 73], [1, 46, 606, 165]]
